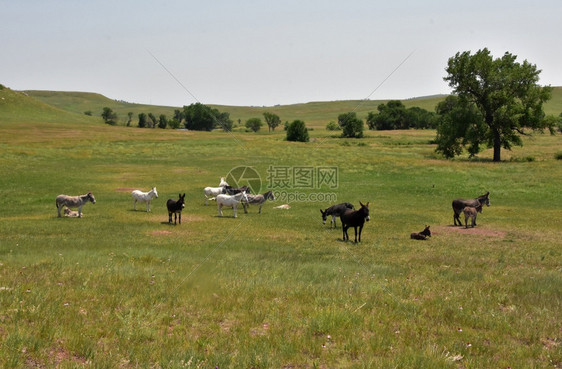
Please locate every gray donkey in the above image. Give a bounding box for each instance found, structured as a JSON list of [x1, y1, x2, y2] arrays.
[[320, 202, 355, 228], [452, 192, 489, 226]]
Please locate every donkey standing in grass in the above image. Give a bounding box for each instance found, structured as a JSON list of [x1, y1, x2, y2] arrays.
[[167, 193, 186, 225], [340, 202, 370, 243], [132, 187, 158, 212], [320, 202, 355, 228], [452, 192, 490, 226], [216, 191, 249, 218], [204, 177, 229, 205], [56, 192, 96, 218], [410, 225, 431, 240], [243, 190, 275, 214], [463, 203, 483, 228]]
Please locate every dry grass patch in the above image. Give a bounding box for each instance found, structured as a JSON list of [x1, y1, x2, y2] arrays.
[[434, 225, 507, 239]]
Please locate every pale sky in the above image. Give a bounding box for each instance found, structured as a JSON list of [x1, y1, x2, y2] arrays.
[[2, 0, 561, 107]]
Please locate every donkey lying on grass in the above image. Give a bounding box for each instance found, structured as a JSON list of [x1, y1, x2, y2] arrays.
[[56, 192, 96, 218], [63, 206, 80, 218], [410, 225, 431, 240]]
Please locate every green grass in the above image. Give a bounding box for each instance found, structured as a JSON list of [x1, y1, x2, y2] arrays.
[[1, 88, 561, 368]]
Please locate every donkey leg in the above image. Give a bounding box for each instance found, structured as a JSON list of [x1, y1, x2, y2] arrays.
[[146, 201, 150, 212], [454, 213, 461, 226], [178, 212, 181, 224], [133, 200, 137, 211], [233, 205, 237, 218], [358, 225, 363, 243], [332, 215, 337, 229], [354, 226, 358, 243], [218, 204, 223, 217], [78, 206, 83, 218], [57, 204, 63, 217]]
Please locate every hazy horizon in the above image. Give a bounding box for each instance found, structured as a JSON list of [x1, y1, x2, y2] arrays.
[[3, 0, 561, 107]]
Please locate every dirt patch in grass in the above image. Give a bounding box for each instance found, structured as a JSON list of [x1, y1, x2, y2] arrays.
[[151, 230, 173, 236], [434, 225, 507, 239], [115, 187, 136, 192]]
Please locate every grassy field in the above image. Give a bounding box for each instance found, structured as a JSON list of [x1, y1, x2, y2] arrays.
[[1, 86, 561, 368]]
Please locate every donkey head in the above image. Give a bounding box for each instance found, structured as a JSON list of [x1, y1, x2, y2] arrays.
[[320, 209, 328, 224], [359, 201, 370, 222], [88, 192, 96, 204], [178, 193, 186, 209], [421, 225, 431, 237], [152, 187, 158, 198], [481, 192, 490, 207]]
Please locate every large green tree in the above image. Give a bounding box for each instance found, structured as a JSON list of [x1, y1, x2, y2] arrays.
[[101, 107, 118, 125], [183, 103, 231, 131], [443, 48, 553, 161], [263, 112, 281, 132]]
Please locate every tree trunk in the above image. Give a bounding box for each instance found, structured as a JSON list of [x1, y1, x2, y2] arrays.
[[493, 129, 501, 162]]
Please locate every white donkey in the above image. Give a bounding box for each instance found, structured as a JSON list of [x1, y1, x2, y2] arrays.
[[216, 191, 248, 218], [132, 187, 158, 212], [204, 177, 229, 205], [56, 192, 96, 218]]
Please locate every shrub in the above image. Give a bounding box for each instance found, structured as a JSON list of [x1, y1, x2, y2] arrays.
[[286, 120, 309, 142], [338, 112, 364, 138], [326, 121, 340, 131], [245, 118, 263, 132]]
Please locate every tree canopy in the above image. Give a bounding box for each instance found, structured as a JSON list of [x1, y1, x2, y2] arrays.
[[286, 120, 309, 142], [338, 112, 364, 138], [366, 100, 435, 130], [183, 103, 232, 131], [263, 112, 281, 132], [245, 117, 263, 132], [441, 48, 553, 161], [101, 107, 118, 125]]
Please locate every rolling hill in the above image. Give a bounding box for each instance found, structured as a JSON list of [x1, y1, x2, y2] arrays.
[[10, 85, 562, 129], [0, 85, 97, 125]]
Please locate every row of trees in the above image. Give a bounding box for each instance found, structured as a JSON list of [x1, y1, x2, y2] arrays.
[[99, 48, 558, 161]]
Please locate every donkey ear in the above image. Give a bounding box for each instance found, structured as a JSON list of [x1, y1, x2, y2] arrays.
[[359, 201, 364, 207]]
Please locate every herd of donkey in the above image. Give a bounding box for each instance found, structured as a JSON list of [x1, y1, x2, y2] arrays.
[[54, 177, 491, 243]]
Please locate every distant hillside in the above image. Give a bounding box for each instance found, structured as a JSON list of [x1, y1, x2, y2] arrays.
[[0, 85, 95, 125], [21, 86, 562, 129], [24, 90, 178, 125], [24, 90, 448, 128]]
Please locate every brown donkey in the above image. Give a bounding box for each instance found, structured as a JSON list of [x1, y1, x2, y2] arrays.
[[340, 202, 370, 243]]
